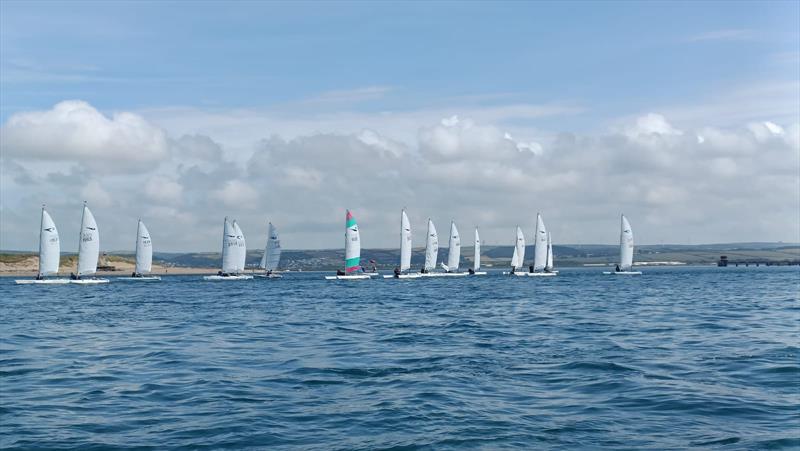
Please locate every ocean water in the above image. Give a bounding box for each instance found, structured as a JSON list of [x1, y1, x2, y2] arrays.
[[1, 266, 798, 450]]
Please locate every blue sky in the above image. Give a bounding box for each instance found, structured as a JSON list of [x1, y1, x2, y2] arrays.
[[1, 1, 798, 251], [2, 1, 797, 125]]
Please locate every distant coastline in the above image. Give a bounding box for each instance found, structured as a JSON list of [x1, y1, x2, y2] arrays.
[[2, 242, 798, 276]]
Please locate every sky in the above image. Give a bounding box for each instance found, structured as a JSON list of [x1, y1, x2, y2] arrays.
[[1, 0, 798, 252]]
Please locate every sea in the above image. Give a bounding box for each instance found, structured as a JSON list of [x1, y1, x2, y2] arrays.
[[1, 266, 798, 450]]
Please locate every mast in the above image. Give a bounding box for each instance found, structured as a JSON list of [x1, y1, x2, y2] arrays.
[[37, 205, 45, 277], [76, 201, 86, 275]]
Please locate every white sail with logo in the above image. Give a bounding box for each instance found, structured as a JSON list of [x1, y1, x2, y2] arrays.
[[221, 218, 238, 273], [39, 207, 60, 277], [424, 219, 438, 271], [233, 220, 247, 272], [533, 213, 548, 272], [134, 219, 153, 275], [620, 215, 634, 271], [260, 222, 281, 271], [77, 203, 100, 276], [400, 210, 412, 271], [443, 221, 460, 272], [545, 232, 554, 272], [513, 226, 525, 270]]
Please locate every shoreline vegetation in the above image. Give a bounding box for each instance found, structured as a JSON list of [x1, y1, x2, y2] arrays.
[[2, 243, 798, 276]]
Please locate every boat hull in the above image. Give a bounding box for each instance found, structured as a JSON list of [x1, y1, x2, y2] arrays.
[[525, 272, 558, 277], [254, 274, 283, 279], [15, 278, 71, 285], [203, 275, 254, 281], [69, 278, 110, 285], [325, 274, 371, 280], [116, 276, 161, 281], [382, 273, 422, 279], [420, 272, 469, 277], [469, 271, 487, 276], [603, 271, 643, 275]]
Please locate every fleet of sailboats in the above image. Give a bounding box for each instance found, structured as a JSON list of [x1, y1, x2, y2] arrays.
[[14, 203, 647, 282]]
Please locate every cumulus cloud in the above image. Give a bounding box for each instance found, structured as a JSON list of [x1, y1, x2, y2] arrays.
[[1, 101, 170, 172], [1, 99, 798, 252]]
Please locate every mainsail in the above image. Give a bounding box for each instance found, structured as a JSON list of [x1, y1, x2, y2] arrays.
[[424, 219, 438, 271], [221, 218, 239, 273], [345, 210, 361, 273], [533, 213, 548, 272], [473, 228, 481, 272], [446, 221, 460, 271], [77, 203, 100, 276], [400, 209, 412, 271], [233, 220, 247, 271], [514, 226, 525, 270], [260, 222, 281, 271], [134, 219, 153, 275], [620, 214, 634, 271], [38, 206, 60, 277]]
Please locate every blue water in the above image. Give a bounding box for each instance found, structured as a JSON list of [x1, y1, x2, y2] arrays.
[[2, 266, 798, 450]]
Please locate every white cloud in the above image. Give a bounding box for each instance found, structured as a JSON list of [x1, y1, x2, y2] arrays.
[[0, 100, 169, 172], [144, 175, 183, 205], [212, 180, 259, 208], [80, 180, 113, 208]]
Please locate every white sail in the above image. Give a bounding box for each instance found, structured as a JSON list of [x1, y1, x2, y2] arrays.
[[446, 221, 460, 271], [510, 245, 519, 268], [533, 213, 548, 272], [233, 220, 247, 272], [221, 218, 238, 273], [77, 203, 100, 276], [345, 210, 361, 273], [620, 215, 634, 271], [424, 219, 438, 271], [514, 226, 525, 270], [400, 210, 412, 271], [545, 232, 554, 271], [134, 219, 153, 274], [473, 228, 480, 272], [38, 207, 60, 276], [260, 222, 281, 271]]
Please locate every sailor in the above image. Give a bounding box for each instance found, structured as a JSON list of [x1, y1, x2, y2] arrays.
[[420, 267, 427, 274], [336, 269, 345, 276], [131, 271, 137, 277], [468, 268, 475, 275], [510, 267, 515, 274], [529, 265, 534, 273], [615, 264, 620, 272], [393, 266, 401, 278], [70, 272, 77, 280]]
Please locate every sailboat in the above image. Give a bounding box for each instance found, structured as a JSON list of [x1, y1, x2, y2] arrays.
[[604, 214, 642, 275], [325, 210, 371, 280], [437, 221, 468, 277], [505, 226, 527, 275], [117, 219, 160, 281], [70, 202, 109, 284], [204, 217, 253, 280], [255, 222, 283, 278], [527, 212, 556, 276], [15, 205, 69, 284], [419, 219, 439, 276], [384, 209, 421, 279], [469, 227, 487, 275]]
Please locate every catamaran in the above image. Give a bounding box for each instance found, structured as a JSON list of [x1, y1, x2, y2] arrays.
[[117, 219, 160, 281], [204, 218, 253, 280], [384, 209, 421, 279], [436, 221, 468, 277], [526, 212, 556, 276], [326, 210, 371, 280], [15, 205, 69, 284], [70, 202, 110, 284], [604, 214, 642, 275], [469, 227, 487, 275], [504, 226, 527, 276], [255, 222, 282, 278]]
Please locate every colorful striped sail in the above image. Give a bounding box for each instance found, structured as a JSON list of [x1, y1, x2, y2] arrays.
[[345, 210, 361, 273]]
